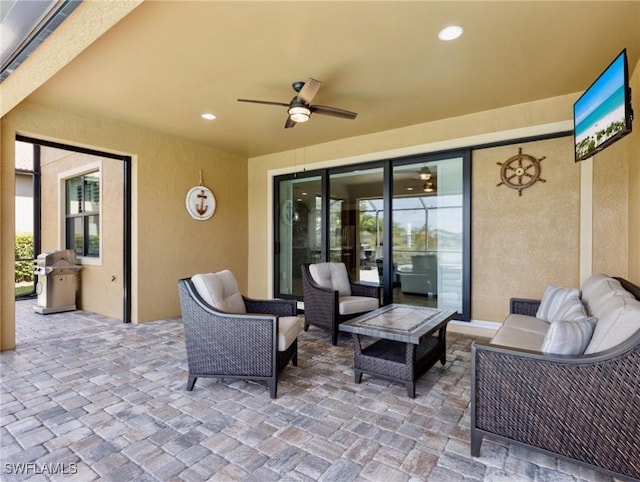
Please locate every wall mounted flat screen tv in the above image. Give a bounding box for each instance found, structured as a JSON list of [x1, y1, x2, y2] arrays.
[[574, 49, 634, 162]]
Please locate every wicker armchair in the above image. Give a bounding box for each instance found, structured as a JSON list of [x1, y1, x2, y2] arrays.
[[178, 271, 302, 398], [471, 277, 640, 481], [301, 262, 380, 345]]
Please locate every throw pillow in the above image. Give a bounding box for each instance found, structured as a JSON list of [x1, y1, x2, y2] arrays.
[[584, 296, 640, 354], [541, 317, 597, 355], [536, 285, 581, 322], [552, 295, 588, 322]]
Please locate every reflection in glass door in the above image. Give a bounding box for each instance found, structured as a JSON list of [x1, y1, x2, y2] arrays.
[[392, 157, 464, 313], [276, 175, 322, 298], [329, 167, 384, 284]]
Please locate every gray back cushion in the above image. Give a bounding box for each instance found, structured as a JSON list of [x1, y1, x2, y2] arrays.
[[191, 270, 247, 314], [309, 262, 352, 297]]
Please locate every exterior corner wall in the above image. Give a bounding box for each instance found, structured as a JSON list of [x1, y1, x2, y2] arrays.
[[2, 101, 249, 326], [1, 119, 17, 351]]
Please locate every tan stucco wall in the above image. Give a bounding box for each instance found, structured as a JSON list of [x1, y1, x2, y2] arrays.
[[39, 148, 124, 319], [1, 118, 15, 350], [247, 88, 636, 324], [2, 101, 248, 332], [592, 134, 629, 278], [628, 59, 640, 283], [472, 137, 580, 320]]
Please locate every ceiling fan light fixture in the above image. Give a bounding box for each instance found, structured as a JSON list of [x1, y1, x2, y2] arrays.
[[438, 25, 464, 41], [419, 167, 432, 180], [288, 106, 311, 123]]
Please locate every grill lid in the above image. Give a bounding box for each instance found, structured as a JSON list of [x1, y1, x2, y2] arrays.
[[34, 249, 82, 274]]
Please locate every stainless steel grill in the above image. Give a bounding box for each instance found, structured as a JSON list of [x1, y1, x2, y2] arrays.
[[33, 249, 82, 314]]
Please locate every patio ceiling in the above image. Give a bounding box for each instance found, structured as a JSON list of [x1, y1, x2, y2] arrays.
[[24, 1, 640, 158]]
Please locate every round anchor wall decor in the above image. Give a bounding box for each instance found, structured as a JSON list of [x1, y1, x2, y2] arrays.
[[186, 186, 216, 220], [496, 147, 546, 196]]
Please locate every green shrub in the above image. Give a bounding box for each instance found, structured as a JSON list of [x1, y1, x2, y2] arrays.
[[15, 234, 35, 283]]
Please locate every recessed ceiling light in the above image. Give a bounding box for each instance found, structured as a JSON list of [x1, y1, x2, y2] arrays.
[[438, 25, 463, 41], [201, 113, 216, 120]]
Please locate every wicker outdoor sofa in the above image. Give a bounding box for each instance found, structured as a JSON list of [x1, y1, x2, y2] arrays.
[[471, 274, 640, 481]]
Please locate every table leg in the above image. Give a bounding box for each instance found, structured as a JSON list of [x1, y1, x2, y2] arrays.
[[405, 343, 416, 398], [439, 325, 447, 365], [353, 333, 363, 383]]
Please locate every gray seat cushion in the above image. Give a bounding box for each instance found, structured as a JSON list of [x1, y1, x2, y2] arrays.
[[502, 314, 550, 336], [278, 316, 303, 351], [490, 325, 545, 352], [338, 296, 379, 316]]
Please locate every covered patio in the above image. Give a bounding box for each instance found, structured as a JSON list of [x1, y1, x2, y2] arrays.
[[0, 300, 613, 481]]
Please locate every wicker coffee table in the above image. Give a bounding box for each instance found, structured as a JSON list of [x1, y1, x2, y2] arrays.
[[339, 304, 456, 398]]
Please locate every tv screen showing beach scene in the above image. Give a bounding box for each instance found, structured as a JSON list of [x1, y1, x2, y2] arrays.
[[574, 50, 632, 162]]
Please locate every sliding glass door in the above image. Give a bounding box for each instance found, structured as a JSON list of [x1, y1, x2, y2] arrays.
[[275, 174, 323, 298], [274, 150, 470, 320], [392, 156, 465, 313]]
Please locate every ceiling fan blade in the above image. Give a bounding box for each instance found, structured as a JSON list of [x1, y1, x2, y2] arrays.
[[237, 99, 289, 107], [284, 116, 296, 129], [297, 78, 321, 104], [310, 105, 358, 119]]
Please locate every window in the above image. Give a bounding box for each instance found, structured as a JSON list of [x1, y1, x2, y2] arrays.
[[65, 171, 100, 257]]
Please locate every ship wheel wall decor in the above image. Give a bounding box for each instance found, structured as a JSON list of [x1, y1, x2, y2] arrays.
[[496, 147, 546, 196]]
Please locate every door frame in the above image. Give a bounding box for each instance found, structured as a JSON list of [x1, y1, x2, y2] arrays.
[[16, 135, 132, 323]]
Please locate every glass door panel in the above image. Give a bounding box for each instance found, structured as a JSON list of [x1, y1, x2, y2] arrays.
[[392, 157, 464, 312], [277, 175, 322, 298], [329, 167, 384, 284], [15, 141, 37, 297]]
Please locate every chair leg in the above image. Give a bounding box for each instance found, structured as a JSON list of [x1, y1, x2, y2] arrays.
[[292, 345, 298, 367], [186, 375, 197, 391], [332, 331, 338, 346], [269, 378, 277, 399], [471, 429, 483, 457], [304, 323, 309, 331]]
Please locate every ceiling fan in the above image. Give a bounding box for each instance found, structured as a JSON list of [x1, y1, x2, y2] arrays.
[[238, 78, 358, 128]]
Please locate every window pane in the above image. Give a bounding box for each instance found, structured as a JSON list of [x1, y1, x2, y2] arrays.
[[66, 177, 83, 214], [15, 141, 34, 171], [84, 172, 100, 213], [329, 167, 384, 285], [87, 215, 100, 256], [67, 217, 83, 255]]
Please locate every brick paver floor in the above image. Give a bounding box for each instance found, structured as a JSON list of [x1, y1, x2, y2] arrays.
[[0, 300, 620, 481]]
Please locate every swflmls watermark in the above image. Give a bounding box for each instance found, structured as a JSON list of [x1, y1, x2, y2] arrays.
[[3, 462, 78, 475]]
